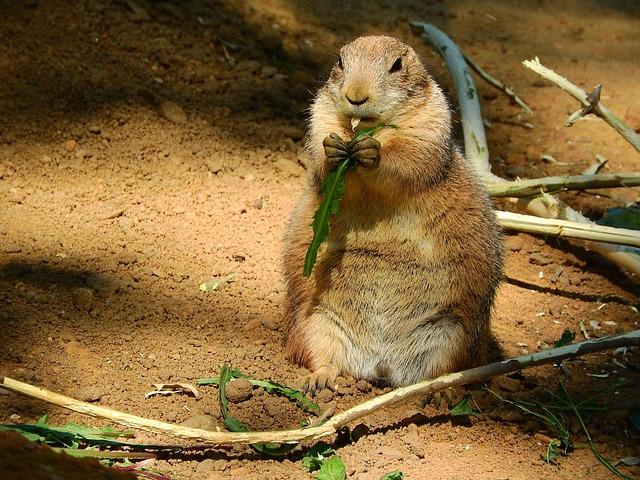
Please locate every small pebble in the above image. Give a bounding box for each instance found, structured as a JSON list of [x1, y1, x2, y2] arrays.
[[76, 386, 103, 402], [529, 252, 553, 266], [159, 100, 187, 124], [180, 414, 218, 431], [225, 378, 253, 403]]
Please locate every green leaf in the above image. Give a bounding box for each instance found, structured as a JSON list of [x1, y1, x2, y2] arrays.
[[198, 369, 321, 414], [302, 442, 335, 472], [543, 439, 562, 464], [380, 470, 404, 480], [449, 394, 478, 417], [554, 330, 576, 348], [302, 123, 397, 277], [303, 158, 353, 277], [0, 422, 156, 450], [597, 206, 640, 231], [216, 364, 297, 457], [316, 456, 346, 480]]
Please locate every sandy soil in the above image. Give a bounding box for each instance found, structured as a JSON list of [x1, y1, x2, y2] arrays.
[[1, 1, 639, 479]]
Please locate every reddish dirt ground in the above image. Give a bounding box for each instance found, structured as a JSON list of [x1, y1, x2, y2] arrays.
[[1, 1, 639, 479]]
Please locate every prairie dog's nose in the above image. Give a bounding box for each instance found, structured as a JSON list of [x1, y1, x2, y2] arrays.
[[344, 82, 369, 106], [346, 95, 369, 106]]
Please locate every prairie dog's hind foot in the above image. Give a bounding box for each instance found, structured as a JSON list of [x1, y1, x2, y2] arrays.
[[301, 365, 340, 394]]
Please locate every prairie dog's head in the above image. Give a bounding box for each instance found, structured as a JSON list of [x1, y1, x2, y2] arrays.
[[323, 35, 433, 130]]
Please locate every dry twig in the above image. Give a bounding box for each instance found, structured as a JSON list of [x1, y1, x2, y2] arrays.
[[2, 331, 639, 446], [410, 22, 640, 277], [488, 172, 640, 198], [523, 57, 640, 153]]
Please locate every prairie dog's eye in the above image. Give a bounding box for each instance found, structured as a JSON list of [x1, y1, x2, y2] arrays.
[[389, 57, 402, 73], [338, 55, 343, 69]]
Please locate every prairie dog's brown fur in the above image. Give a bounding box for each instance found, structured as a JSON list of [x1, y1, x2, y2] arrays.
[[283, 35, 503, 389]]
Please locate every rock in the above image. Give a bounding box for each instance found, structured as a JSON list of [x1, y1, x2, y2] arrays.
[[225, 378, 252, 403], [529, 252, 553, 266], [159, 100, 187, 124], [505, 165, 527, 178], [180, 414, 218, 431], [496, 376, 522, 393], [195, 459, 215, 475], [262, 396, 281, 417], [206, 158, 223, 174], [351, 423, 369, 442], [316, 388, 334, 403], [85, 273, 121, 292], [403, 432, 425, 458], [236, 60, 261, 73], [504, 235, 524, 252], [227, 467, 251, 478], [280, 126, 305, 141], [64, 139, 77, 151], [88, 125, 101, 134], [274, 157, 301, 177], [4, 244, 22, 254], [72, 287, 94, 312], [76, 386, 103, 402], [355, 379, 372, 393], [260, 65, 278, 78], [119, 216, 134, 232], [99, 206, 124, 220]]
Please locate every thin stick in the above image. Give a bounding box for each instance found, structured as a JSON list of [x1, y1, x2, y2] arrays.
[[487, 172, 640, 197], [410, 22, 640, 277], [496, 211, 640, 247], [523, 57, 640, 153], [462, 52, 533, 115], [2, 331, 639, 446]]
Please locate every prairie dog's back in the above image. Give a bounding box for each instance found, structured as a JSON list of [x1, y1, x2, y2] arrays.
[[283, 35, 503, 389]]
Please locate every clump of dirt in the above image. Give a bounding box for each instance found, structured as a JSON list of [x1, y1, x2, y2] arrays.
[[1, 1, 639, 479]]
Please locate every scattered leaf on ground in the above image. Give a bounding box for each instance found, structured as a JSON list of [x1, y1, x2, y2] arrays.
[[302, 442, 335, 472], [449, 394, 478, 417], [596, 206, 640, 231], [199, 273, 235, 292], [380, 470, 404, 480], [315, 455, 346, 480], [144, 383, 200, 399], [554, 330, 576, 348]]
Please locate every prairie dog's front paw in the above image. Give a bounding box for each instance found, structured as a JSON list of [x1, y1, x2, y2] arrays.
[[323, 133, 349, 165], [349, 135, 380, 168]]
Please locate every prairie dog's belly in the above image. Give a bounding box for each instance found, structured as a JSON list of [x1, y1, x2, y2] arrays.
[[318, 208, 443, 337]]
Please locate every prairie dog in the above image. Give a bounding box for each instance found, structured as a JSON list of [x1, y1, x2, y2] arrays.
[[283, 35, 503, 390]]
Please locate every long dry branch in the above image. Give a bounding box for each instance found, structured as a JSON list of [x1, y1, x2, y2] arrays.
[[523, 57, 640, 153], [410, 21, 640, 277], [496, 211, 640, 247], [488, 172, 640, 197], [463, 52, 533, 115], [1, 330, 639, 446]]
